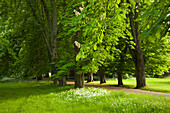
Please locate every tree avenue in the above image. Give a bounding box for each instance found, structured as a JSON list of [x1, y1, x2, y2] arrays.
[[0, 0, 169, 88]]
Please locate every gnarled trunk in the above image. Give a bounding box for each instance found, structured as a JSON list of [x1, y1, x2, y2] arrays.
[[87, 72, 93, 82]]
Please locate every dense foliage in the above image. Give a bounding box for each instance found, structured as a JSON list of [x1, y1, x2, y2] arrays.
[[0, 0, 169, 88]]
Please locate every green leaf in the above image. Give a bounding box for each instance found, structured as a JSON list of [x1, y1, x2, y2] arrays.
[[94, 44, 97, 50]]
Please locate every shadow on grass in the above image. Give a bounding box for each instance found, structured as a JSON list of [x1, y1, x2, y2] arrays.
[[0, 81, 74, 102]]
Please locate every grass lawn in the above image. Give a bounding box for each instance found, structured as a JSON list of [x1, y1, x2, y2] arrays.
[[0, 81, 170, 113], [87, 77, 170, 93]]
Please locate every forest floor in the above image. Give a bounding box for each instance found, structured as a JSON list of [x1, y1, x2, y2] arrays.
[[67, 81, 170, 98]]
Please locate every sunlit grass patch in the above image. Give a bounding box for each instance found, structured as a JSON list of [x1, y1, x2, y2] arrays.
[[87, 77, 170, 93]]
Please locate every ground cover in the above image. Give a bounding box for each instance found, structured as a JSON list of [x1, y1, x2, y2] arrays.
[[0, 81, 170, 113], [87, 78, 170, 93]]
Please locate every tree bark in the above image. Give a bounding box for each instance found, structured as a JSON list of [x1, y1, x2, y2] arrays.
[[135, 41, 146, 88], [118, 72, 123, 85], [87, 72, 93, 82], [127, 0, 146, 88], [50, 0, 59, 84], [100, 73, 106, 84]]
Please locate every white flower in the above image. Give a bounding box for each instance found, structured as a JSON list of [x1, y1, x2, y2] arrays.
[[74, 9, 81, 16], [79, 7, 84, 12], [74, 41, 81, 48]]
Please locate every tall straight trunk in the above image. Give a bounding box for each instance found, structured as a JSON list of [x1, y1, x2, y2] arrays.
[[87, 72, 93, 82], [51, 0, 59, 84], [74, 31, 84, 88], [127, 1, 146, 88], [100, 73, 106, 84], [118, 72, 123, 85]]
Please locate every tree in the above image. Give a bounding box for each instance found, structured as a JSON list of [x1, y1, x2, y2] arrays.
[[126, 0, 146, 88], [73, 0, 130, 87], [126, 0, 169, 88], [24, 0, 59, 82], [0, 0, 169, 90]]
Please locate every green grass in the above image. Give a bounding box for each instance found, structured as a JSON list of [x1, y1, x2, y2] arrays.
[[87, 77, 170, 93], [0, 81, 170, 113]]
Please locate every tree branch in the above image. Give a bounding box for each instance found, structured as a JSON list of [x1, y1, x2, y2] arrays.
[[26, 0, 52, 56], [41, 0, 53, 49], [127, 0, 137, 43]]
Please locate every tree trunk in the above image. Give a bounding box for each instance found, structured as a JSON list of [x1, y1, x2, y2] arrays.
[[75, 73, 84, 88], [100, 74, 106, 84], [117, 44, 127, 86], [135, 42, 146, 88], [53, 78, 57, 84], [118, 72, 123, 85], [74, 31, 84, 88], [87, 72, 93, 82], [127, 0, 146, 88], [129, 42, 146, 88], [59, 75, 67, 86]]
